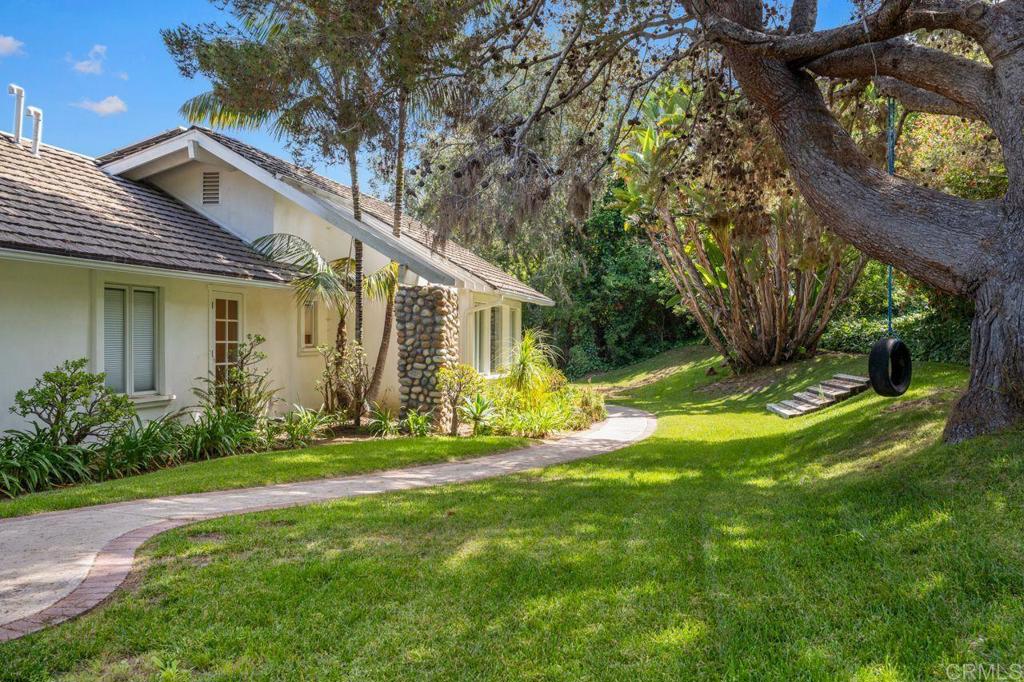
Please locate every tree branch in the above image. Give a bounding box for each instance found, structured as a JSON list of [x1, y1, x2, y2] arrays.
[[701, 0, 982, 62], [806, 39, 995, 119], [874, 76, 981, 118], [788, 0, 818, 34], [717, 37, 1000, 293]]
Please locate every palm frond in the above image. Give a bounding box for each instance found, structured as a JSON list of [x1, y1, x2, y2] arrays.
[[180, 91, 270, 130], [364, 262, 399, 302], [252, 233, 349, 311]]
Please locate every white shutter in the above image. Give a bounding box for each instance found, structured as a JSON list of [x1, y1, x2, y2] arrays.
[[103, 288, 126, 392], [132, 290, 156, 392]]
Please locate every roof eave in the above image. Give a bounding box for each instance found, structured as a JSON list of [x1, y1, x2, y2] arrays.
[[100, 130, 460, 287]]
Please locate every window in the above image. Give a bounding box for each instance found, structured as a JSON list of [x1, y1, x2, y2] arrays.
[[474, 309, 488, 373], [509, 307, 520, 345], [104, 286, 158, 395], [490, 306, 503, 371], [202, 171, 220, 205], [300, 301, 318, 350], [213, 296, 241, 382]]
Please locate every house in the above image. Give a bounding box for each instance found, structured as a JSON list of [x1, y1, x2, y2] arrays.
[[0, 117, 552, 431]]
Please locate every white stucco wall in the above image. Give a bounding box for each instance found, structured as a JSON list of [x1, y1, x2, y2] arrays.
[[0, 258, 328, 432], [148, 161, 404, 404]]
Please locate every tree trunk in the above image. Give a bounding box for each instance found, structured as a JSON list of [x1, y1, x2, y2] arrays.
[[334, 310, 351, 412], [944, 251, 1024, 442], [707, 0, 1024, 439], [393, 90, 408, 238], [367, 288, 395, 401], [449, 406, 460, 437], [349, 150, 365, 346]]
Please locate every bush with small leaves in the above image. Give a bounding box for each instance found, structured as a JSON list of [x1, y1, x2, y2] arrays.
[[437, 364, 484, 436], [10, 358, 135, 449]]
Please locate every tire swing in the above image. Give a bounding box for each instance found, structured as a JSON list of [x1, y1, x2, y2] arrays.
[[869, 336, 912, 397], [869, 98, 913, 399]]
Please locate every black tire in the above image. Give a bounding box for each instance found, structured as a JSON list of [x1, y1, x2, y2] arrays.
[[869, 337, 912, 397]]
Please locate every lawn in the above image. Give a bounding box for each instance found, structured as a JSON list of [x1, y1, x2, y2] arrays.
[[4, 347, 1024, 681], [0, 436, 526, 519]]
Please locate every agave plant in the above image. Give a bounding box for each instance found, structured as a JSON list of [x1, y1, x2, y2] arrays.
[[459, 394, 496, 436]]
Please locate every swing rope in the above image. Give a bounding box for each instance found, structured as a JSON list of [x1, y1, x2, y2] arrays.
[[886, 97, 896, 336]]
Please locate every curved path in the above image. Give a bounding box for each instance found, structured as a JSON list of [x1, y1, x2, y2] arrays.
[[0, 405, 655, 642]]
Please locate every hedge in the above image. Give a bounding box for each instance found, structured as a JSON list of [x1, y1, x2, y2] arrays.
[[820, 311, 971, 365]]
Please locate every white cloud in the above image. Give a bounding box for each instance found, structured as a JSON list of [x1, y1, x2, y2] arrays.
[[72, 44, 107, 74], [74, 95, 127, 116], [115, 71, 129, 81], [0, 35, 24, 57]]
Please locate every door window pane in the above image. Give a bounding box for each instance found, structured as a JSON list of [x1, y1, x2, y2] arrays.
[[214, 296, 241, 384]]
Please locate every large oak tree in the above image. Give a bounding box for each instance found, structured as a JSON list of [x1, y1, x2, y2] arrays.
[[445, 0, 1022, 442]]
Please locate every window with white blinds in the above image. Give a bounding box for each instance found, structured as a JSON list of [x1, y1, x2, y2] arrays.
[[104, 286, 158, 395], [103, 288, 127, 393]]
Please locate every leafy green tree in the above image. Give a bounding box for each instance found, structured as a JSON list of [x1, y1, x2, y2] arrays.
[[614, 83, 865, 370]]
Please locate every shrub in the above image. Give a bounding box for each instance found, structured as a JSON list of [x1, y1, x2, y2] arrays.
[[403, 410, 433, 438], [193, 334, 280, 419], [460, 394, 497, 436], [98, 415, 184, 479], [178, 407, 260, 461], [820, 311, 971, 365], [481, 333, 608, 438], [368, 403, 400, 438], [316, 342, 370, 427], [10, 358, 135, 449], [561, 385, 607, 431], [280, 406, 331, 448], [437, 364, 484, 436], [505, 330, 560, 404], [0, 428, 94, 498]]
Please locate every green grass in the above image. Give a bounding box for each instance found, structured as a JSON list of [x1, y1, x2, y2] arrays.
[[5, 347, 1024, 681], [0, 436, 526, 519]]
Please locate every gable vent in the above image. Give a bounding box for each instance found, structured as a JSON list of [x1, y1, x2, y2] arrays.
[[202, 171, 220, 205]]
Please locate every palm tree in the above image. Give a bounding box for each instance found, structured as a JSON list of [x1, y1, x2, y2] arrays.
[[252, 233, 398, 404]]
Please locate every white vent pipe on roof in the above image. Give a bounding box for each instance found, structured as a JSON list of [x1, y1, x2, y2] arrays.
[[7, 84, 24, 144], [26, 106, 42, 157]]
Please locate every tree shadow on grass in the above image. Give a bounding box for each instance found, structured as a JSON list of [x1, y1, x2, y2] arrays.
[[5, 358, 1022, 681]]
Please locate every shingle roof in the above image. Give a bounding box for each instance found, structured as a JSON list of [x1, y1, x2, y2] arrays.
[[0, 133, 291, 283], [100, 126, 552, 304]]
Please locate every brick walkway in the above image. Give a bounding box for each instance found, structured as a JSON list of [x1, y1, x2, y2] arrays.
[[0, 406, 655, 642]]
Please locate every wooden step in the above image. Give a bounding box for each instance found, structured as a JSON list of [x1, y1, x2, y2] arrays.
[[767, 402, 802, 418], [834, 373, 870, 385], [780, 399, 823, 415], [821, 378, 867, 394], [814, 383, 852, 399], [793, 391, 837, 407]]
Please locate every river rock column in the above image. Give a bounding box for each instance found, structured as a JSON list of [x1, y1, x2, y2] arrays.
[[395, 284, 460, 428]]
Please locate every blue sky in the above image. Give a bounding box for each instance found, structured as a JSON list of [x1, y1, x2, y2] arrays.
[[0, 0, 854, 186]]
